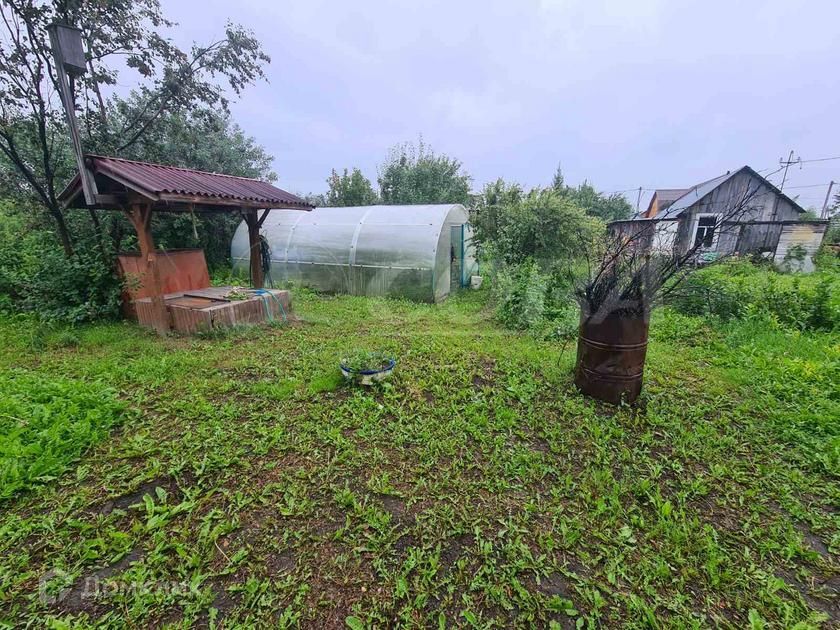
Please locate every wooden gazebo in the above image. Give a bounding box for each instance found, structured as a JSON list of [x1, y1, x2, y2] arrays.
[[59, 155, 313, 334]]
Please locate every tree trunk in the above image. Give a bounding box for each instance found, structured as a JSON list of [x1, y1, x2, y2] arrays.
[[48, 202, 74, 257]]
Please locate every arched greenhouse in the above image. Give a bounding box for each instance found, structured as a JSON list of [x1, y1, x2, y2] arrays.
[[231, 204, 477, 302]]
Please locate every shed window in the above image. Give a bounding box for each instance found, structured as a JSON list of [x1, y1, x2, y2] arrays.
[[693, 215, 717, 249]]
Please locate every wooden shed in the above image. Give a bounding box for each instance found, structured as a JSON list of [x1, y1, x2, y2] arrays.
[[609, 166, 828, 270], [59, 155, 313, 333]]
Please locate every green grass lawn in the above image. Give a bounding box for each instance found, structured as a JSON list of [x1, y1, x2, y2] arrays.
[[0, 290, 837, 628]]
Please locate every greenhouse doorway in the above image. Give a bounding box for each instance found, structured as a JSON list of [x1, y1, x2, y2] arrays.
[[450, 224, 466, 292]]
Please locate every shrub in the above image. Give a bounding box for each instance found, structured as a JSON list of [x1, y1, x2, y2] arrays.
[[474, 183, 602, 335], [473, 185, 603, 267], [0, 205, 122, 324], [667, 259, 839, 331], [492, 261, 547, 331], [21, 243, 122, 323]]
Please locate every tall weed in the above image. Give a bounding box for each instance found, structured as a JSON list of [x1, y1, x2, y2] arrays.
[[0, 370, 126, 500]]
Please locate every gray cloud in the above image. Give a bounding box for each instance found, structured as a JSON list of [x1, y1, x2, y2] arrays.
[[160, 0, 840, 209]]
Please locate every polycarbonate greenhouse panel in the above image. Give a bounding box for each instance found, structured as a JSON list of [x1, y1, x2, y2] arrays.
[[353, 224, 438, 268], [231, 204, 473, 302]]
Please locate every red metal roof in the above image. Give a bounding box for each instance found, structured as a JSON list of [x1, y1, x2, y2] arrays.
[[61, 155, 312, 209]]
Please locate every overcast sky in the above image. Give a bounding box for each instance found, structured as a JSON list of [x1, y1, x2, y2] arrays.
[[157, 0, 840, 211]]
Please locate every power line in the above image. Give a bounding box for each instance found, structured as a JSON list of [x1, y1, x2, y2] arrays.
[[782, 182, 838, 189], [798, 155, 840, 164]]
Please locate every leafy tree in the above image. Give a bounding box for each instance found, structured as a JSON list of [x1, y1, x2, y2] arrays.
[[112, 95, 275, 181], [0, 0, 269, 255], [551, 163, 565, 191], [378, 139, 471, 206], [473, 179, 602, 268], [470, 178, 524, 253], [551, 165, 634, 222], [326, 167, 378, 207], [495, 188, 603, 267]]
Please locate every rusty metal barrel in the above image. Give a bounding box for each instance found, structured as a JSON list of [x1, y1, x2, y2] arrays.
[[574, 308, 650, 404]]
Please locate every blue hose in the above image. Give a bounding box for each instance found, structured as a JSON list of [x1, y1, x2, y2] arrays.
[[253, 289, 287, 323]]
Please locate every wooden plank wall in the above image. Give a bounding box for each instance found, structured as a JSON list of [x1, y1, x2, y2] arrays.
[[135, 290, 292, 334], [735, 223, 783, 254], [773, 223, 827, 272]]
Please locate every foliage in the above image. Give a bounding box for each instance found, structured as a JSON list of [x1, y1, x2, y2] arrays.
[[111, 94, 275, 180], [378, 139, 471, 206], [469, 178, 524, 256], [492, 260, 548, 330], [0, 292, 836, 626], [667, 259, 839, 331], [0, 0, 268, 254], [473, 183, 603, 268], [326, 168, 378, 207], [473, 180, 600, 334], [340, 349, 393, 372], [0, 368, 125, 500], [490, 260, 581, 337], [824, 214, 840, 245], [0, 202, 122, 322], [781, 243, 808, 270], [551, 165, 634, 222]]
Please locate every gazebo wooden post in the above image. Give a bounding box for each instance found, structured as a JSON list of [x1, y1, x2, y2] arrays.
[[243, 208, 271, 289], [125, 202, 169, 335]]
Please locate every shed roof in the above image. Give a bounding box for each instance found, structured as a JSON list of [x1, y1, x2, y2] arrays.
[[657, 172, 736, 219], [647, 166, 806, 220], [60, 155, 312, 211]]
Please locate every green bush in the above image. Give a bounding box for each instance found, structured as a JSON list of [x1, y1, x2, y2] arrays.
[[667, 259, 839, 331], [492, 260, 547, 330], [0, 206, 122, 323], [473, 185, 603, 267], [489, 260, 581, 337], [474, 182, 599, 335], [0, 369, 126, 500]]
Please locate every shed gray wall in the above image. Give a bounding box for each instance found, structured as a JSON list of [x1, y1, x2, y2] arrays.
[[734, 223, 783, 254]]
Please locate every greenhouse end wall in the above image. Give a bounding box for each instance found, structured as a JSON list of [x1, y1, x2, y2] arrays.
[[231, 204, 475, 302]]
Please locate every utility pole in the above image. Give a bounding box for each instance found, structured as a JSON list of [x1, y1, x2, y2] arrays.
[[772, 150, 799, 221], [778, 149, 800, 193], [635, 186, 642, 212], [822, 180, 836, 219], [47, 23, 99, 205]]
